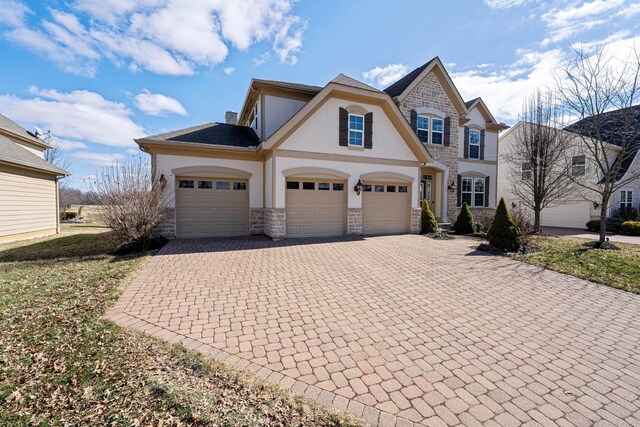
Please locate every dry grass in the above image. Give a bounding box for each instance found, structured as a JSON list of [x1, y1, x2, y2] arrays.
[[0, 225, 364, 426], [67, 205, 106, 224]]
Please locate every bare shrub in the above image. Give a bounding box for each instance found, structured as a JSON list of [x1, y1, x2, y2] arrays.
[[90, 156, 167, 252], [474, 210, 495, 232], [509, 204, 534, 242]]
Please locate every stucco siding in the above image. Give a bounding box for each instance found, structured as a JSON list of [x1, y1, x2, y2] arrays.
[[0, 163, 57, 238], [264, 94, 307, 140]]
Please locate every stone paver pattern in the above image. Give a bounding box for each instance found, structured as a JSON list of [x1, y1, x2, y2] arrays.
[[107, 235, 640, 427]]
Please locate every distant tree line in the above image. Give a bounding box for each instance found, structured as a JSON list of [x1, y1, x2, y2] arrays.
[[59, 187, 103, 210]]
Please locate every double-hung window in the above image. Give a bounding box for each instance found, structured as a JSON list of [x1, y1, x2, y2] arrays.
[[469, 129, 481, 159], [348, 114, 364, 147], [571, 155, 586, 176], [431, 118, 444, 145], [417, 116, 429, 143], [620, 189, 634, 209], [521, 162, 533, 180], [461, 177, 486, 207]]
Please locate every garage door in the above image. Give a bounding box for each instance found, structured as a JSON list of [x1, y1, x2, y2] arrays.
[[362, 183, 410, 235], [541, 201, 592, 229], [286, 179, 346, 238], [176, 177, 249, 238]]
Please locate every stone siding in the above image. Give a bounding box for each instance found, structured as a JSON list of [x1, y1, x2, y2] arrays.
[[347, 209, 362, 235], [410, 208, 421, 234], [249, 208, 265, 235], [399, 72, 460, 223], [264, 209, 286, 239], [160, 207, 176, 239]]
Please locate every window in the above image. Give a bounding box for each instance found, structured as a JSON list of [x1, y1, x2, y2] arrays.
[[417, 116, 429, 143], [421, 174, 433, 181], [387, 185, 396, 193], [179, 180, 194, 188], [399, 186, 408, 193], [250, 104, 259, 134], [302, 182, 315, 190], [233, 182, 247, 190], [333, 183, 344, 191], [363, 184, 372, 192], [431, 118, 444, 145], [521, 162, 533, 180], [216, 181, 230, 190], [572, 155, 586, 176], [198, 180, 212, 189], [469, 129, 481, 159], [287, 181, 299, 190], [348, 114, 364, 147], [318, 182, 330, 190], [461, 177, 486, 207], [374, 185, 384, 192], [621, 190, 634, 208]]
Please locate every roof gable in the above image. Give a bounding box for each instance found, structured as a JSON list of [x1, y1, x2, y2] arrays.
[[0, 134, 67, 175]]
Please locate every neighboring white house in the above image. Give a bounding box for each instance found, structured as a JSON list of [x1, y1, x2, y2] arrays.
[[498, 107, 640, 229], [136, 58, 508, 239], [0, 113, 68, 243]]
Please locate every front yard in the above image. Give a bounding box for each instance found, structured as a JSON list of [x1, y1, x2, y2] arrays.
[[0, 225, 363, 426], [515, 236, 640, 294]]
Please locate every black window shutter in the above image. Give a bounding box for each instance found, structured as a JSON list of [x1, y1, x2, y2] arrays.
[[484, 176, 490, 207], [339, 107, 348, 146], [364, 112, 373, 149], [444, 117, 451, 146], [480, 129, 486, 160], [410, 110, 417, 131], [457, 174, 462, 207], [463, 126, 469, 159]]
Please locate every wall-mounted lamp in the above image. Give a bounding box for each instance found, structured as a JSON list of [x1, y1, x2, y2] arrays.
[[159, 173, 167, 190], [593, 201, 600, 209], [512, 202, 517, 210], [354, 178, 363, 195], [447, 181, 456, 193]]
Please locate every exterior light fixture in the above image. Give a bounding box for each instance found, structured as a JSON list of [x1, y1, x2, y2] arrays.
[[593, 201, 600, 209], [159, 173, 167, 190], [447, 181, 456, 193], [354, 178, 363, 195]]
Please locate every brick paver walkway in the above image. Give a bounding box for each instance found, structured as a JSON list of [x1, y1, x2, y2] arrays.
[[107, 235, 640, 426]]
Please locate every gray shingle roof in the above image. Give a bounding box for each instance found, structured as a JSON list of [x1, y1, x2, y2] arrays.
[[330, 74, 382, 92], [253, 79, 323, 94], [0, 113, 49, 147], [142, 122, 260, 148], [465, 97, 480, 109], [383, 58, 438, 98], [0, 134, 68, 175]]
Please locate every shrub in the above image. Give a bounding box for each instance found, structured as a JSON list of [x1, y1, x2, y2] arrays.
[[77, 205, 83, 217], [509, 205, 533, 240], [612, 206, 640, 221], [452, 203, 476, 235], [474, 210, 494, 233], [621, 221, 640, 236], [586, 219, 600, 231], [420, 199, 438, 234], [606, 217, 624, 233], [487, 197, 523, 252], [91, 155, 168, 252], [62, 211, 78, 220]]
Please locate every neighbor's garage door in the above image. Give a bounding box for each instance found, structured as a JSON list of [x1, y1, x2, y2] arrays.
[[176, 177, 249, 238], [362, 183, 410, 235], [541, 201, 592, 229], [286, 179, 347, 238]]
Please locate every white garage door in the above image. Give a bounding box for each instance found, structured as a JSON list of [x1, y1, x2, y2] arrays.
[[286, 179, 347, 238], [176, 177, 249, 238], [541, 201, 592, 229], [362, 183, 410, 235]]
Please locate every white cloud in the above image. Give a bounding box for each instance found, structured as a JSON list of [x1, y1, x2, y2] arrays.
[[0, 87, 144, 148], [223, 66, 235, 75], [126, 148, 140, 154], [484, 0, 530, 8], [71, 151, 125, 166], [55, 138, 89, 150], [133, 90, 187, 116], [363, 64, 409, 88], [0, 0, 31, 26], [1, 0, 307, 76]]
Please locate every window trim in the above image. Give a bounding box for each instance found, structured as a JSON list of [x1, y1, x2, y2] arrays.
[[571, 155, 586, 176], [620, 189, 634, 209], [348, 113, 364, 147], [416, 115, 429, 143], [461, 176, 486, 208], [468, 129, 481, 159], [431, 117, 444, 146]]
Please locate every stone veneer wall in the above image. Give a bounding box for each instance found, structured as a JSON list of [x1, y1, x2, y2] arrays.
[[264, 209, 286, 239], [347, 209, 362, 235], [410, 209, 421, 234], [249, 208, 265, 235], [398, 72, 460, 223], [160, 207, 176, 239]]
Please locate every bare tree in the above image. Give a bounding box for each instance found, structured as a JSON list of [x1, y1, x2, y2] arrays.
[[556, 45, 640, 243], [43, 135, 72, 173], [89, 155, 167, 251], [505, 90, 577, 232]]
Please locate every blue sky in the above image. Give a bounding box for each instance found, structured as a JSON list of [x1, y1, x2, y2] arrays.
[[1, 0, 639, 188]]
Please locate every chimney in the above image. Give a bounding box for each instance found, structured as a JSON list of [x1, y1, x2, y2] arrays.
[[225, 111, 238, 125]]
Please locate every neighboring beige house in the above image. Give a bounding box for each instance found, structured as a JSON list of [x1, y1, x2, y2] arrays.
[[0, 113, 68, 243], [136, 57, 507, 239], [498, 107, 640, 228]]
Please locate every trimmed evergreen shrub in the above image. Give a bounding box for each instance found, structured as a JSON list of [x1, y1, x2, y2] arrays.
[[586, 219, 600, 231], [621, 221, 640, 236], [420, 199, 438, 234], [452, 203, 476, 235], [487, 197, 522, 252], [606, 217, 624, 233]]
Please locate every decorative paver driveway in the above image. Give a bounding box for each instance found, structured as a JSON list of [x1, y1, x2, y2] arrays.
[[107, 235, 640, 426]]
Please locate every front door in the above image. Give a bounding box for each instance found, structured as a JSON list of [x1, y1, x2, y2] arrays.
[[421, 180, 436, 214]]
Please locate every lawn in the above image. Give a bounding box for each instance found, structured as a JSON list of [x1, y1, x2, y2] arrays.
[[0, 225, 363, 426], [515, 236, 640, 294]]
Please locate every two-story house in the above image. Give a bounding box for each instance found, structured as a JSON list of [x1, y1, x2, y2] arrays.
[[136, 57, 507, 239]]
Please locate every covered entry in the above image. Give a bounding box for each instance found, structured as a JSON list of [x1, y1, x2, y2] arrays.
[[285, 179, 347, 238], [175, 177, 249, 238]]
